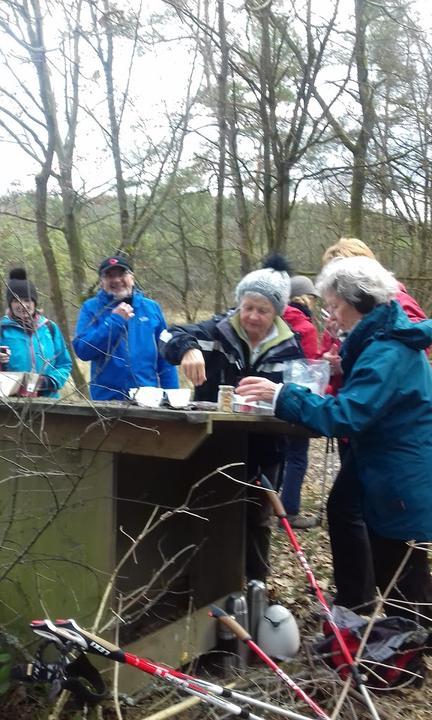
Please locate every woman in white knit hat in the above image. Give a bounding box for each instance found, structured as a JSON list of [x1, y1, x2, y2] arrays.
[[159, 255, 304, 582]]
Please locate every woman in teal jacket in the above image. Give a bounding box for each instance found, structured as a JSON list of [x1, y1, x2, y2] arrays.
[[0, 268, 72, 398], [237, 256, 432, 625]]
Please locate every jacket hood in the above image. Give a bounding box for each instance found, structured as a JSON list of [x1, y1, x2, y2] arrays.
[[341, 301, 432, 377], [370, 301, 432, 350]]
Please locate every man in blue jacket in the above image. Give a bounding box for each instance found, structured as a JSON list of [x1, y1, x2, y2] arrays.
[[73, 255, 178, 400]]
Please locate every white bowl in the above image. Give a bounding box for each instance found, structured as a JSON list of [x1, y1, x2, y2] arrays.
[[0, 372, 25, 397], [165, 388, 191, 408], [130, 387, 164, 408]]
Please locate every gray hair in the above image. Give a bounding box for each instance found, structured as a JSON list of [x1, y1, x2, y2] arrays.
[[316, 256, 398, 309]]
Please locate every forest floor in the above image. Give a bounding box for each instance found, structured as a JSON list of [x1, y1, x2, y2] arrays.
[[2, 439, 431, 719]]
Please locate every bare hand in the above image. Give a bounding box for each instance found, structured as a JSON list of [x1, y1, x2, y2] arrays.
[[181, 348, 206, 386], [112, 302, 135, 320], [325, 316, 340, 339], [236, 376, 278, 403], [0, 348, 10, 364], [323, 343, 342, 376]]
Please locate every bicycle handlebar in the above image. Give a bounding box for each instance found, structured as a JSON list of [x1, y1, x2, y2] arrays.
[[31, 618, 125, 662]]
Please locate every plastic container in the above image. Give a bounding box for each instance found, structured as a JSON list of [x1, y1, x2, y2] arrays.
[[282, 359, 330, 396], [257, 603, 300, 659], [232, 396, 274, 415], [20, 372, 39, 397]]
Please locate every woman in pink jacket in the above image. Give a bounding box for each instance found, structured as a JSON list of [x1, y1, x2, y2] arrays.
[[280, 275, 320, 528]]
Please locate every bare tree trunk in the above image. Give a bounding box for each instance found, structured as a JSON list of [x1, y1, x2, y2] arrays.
[[228, 117, 253, 275], [227, 80, 253, 274], [350, 0, 375, 239], [35, 156, 86, 392], [99, 0, 130, 244], [30, 0, 87, 296], [214, 0, 228, 312], [258, 5, 275, 250]]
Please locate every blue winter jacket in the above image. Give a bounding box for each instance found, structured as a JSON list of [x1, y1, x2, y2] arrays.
[[276, 301, 432, 541], [0, 314, 72, 398], [73, 289, 179, 401]]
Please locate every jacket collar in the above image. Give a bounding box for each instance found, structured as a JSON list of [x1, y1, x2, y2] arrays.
[[97, 288, 135, 306], [229, 313, 294, 356], [216, 312, 295, 365], [289, 301, 312, 318], [1, 313, 47, 331]]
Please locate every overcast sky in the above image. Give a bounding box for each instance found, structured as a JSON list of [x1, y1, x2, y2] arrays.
[[0, 0, 430, 195]]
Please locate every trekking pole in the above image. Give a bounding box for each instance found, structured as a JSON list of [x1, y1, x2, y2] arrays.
[[209, 606, 331, 720], [23, 618, 313, 720], [318, 438, 335, 526], [190, 677, 315, 720], [257, 474, 382, 720]]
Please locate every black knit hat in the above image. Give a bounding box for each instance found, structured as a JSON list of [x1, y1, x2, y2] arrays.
[[98, 255, 133, 276], [6, 268, 38, 304]]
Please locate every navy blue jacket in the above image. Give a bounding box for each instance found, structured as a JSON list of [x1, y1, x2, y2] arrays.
[[73, 289, 179, 400], [276, 301, 432, 541], [160, 311, 304, 470], [160, 311, 303, 402]]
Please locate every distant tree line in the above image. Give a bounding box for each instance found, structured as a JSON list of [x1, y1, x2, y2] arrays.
[[0, 0, 431, 388]]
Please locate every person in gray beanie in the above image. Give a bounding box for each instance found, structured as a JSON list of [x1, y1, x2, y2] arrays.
[[235, 265, 291, 315], [289, 275, 319, 299], [159, 255, 304, 582]]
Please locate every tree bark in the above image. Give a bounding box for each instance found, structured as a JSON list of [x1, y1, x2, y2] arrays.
[[350, 0, 375, 239], [30, 0, 87, 297], [35, 157, 86, 393], [214, 0, 228, 312]]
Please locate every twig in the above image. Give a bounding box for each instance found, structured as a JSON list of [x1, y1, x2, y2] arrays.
[[355, 542, 414, 661], [141, 695, 202, 720]]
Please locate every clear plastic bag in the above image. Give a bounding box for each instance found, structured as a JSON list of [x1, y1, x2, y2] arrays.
[[283, 359, 330, 396]]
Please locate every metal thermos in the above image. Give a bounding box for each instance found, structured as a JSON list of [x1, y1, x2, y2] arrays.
[[217, 616, 238, 674], [225, 592, 249, 668], [247, 579, 267, 642]]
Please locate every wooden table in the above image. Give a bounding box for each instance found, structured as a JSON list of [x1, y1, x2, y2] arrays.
[[0, 398, 314, 690]]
